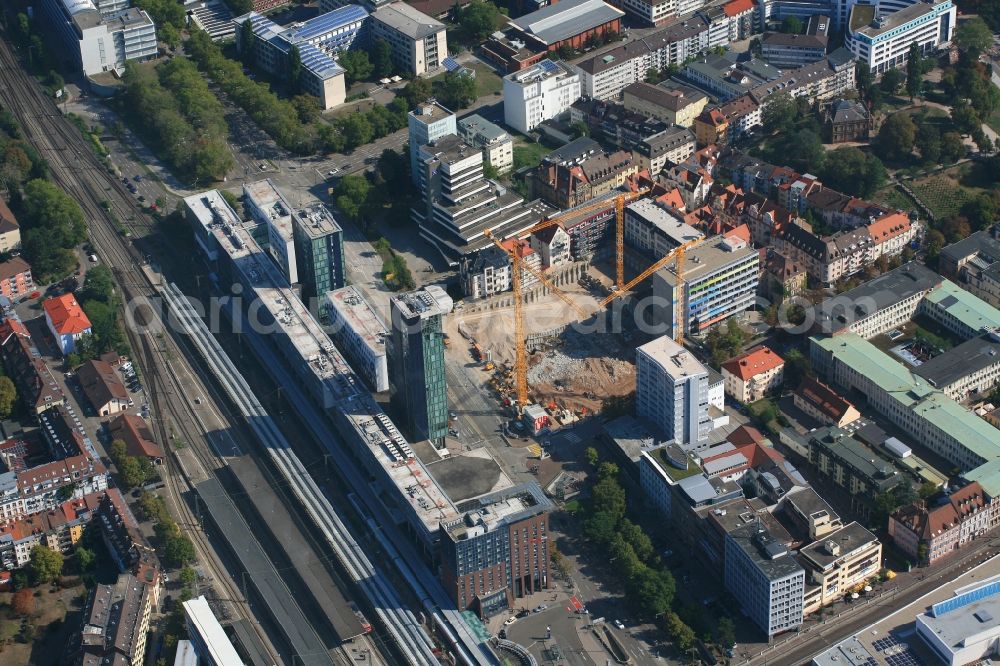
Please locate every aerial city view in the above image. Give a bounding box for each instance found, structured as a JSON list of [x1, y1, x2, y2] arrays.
[[0, 0, 999, 663]]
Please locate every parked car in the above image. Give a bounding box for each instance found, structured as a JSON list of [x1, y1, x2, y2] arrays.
[[614, 619, 625, 630]]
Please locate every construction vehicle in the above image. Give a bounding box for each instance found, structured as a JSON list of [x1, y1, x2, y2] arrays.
[[484, 361, 495, 371], [487, 187, 700, 408], [443, 333, 450, 347], [472, 342, 484, 361]]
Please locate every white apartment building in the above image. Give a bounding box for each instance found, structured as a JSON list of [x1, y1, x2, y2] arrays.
[[408, 102, 457, 186], [243, 179, 299, 285], [624, 199, 704, 258], [503, 60, 582, 134], [42, 0, 157, 76], [458, 114, 514, 174], [846, 0, 955, 74], [324, 286, 390, 392], [636, 335, 712, 449], [370, 2, 448, 76]]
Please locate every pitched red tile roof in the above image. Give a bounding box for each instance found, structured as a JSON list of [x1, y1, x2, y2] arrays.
[[795, 377, 856, 421], [43, 294, 91, 335], [721, 346, 784, 381], [108, 414, 163, 461], [727, 425, 766, 448], [723, 0, 755, 16]]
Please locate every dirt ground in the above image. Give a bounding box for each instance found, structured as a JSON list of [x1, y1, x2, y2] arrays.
[[0, 582, 88, 663], [446, 276, 635, 413]]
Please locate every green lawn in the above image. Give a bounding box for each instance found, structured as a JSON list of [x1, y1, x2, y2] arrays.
[[513, 141, 552, 171], [471, 62, 503, 98], [988, 110, 1000, 136], [872, 185, 918, 212]]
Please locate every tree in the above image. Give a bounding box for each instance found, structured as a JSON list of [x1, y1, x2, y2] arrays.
[[75, 546, 96, 572], [339, 49, 373, 84], [716, 617, 737, 649], [762, 93, 797, 134], [939, 131, 966, 164], [0, 376, 15, 419], [460, 0, 503, 41], [288, 44, 302, 93], [906, 43, 923, 100], [239, 18, 255, 65], [880, 69, 905, 96], [665, 611, 696, 650], [584, 446, 600, 467], [340, 113, 374, 149], [372, 39, 394, 79], [334, 174, 373, 220], [164, 535, 196, 568], [620, 520, 654, 562], [783, 348, 813, 388], [954, 16, 993, 57], [180, 566, 198, 589], [962, 194, 997, 231], [629, 567, 676, 618], [11, 588, 35, 617], [951, 101, 981, 135], [916, 123, 941, 163], [398, 78, 433, 108], [591, 477, 626, 523], [291, 94, 322, 124], [818, 147, 886, 198], [434, 72, 477, 110], [781, 16, 803, 34], [81, 264, 116, 303], [874, 113, 916, 162], [29, 546, 64, 584], [584, 510, 619, 544]]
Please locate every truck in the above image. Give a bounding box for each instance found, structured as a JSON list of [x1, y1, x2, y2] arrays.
[[472, 342, 484, 361]]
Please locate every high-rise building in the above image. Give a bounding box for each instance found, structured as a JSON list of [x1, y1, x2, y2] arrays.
[[503, 59, 582, 134], [652, 234, 760, 339], [370, 3, 448, 76], [408, 102, 457, 186], [724, 521, 805, 637], [440, 482, 553, 617], [846, 0, 955, 75], [636, 335, 712, 449], [41, 0, 157, 77], [243, 179, 299, 285], [388, 286, 452, 443], [293, 202, 345, 300]]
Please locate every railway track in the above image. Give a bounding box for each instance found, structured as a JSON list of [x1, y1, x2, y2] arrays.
[[0, 37, 360, 666]]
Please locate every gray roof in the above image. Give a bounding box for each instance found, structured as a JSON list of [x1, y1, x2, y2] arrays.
[[372, 2, 445, 39], [761, 31, 827, 49], [727, 521, 804, 581], [811, 262, 941, 335], [458, 114, 509, 143], [941, 227, 1000, 264], [625, 81, 706, 111], [811, 636, 878, 666], [541, 136, 602, 164], [798, 522, 878, 571], [781, 486, 841, 525], [573, 15, 709, 75], [827, 99, 869, 124], [916, 582, 1000, 657], [915, 333, 1000, 390], [511, 0, 624, 46], [852, 0, 948, 38]]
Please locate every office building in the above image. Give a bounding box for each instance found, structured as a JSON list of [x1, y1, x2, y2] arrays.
[[440, 483, 553, 617], [183, 596, 246, 666], [41, 0, 157, 77], [721, 347, 785, 404], [940, 225, 1000, 309], [370, 2, 448, 76], [761, 14, 830, 68], [651, 234, 760, 339], [235, 8, 363, 109], [293, 202, 345, 299], [622, 82, 708, 128], [458, 114, 514, 174], [889, 481, 991, 565], [503, 59, 582, 134], [636, 335, 712, 449], [724, 521, 805, 637], [324, 286, 389, 392], [408, 102, 457, 186], [846, 0, 955, 75], [623, 198, 703, 259], [810, 334, 1000, 475], [915, 577, 1000, 665], [243, 179, 299, 285], [798, 522, 881, 614], [414, 134, 550, 259], [388, 286, 451, 444]]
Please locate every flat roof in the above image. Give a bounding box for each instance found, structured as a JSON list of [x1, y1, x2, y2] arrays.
[[409, 101, 455, 125], [511, 0, 624, 46], [296, 202, 342, 238], [183, 596, 246, 666], [285, 4, 368, 42], [925, 280, 1000, 334], [809, 427, 898, 483], [853, 0, 950, 38], [244, 179, 294, 244], [626, 199, 703, 246], [637, 334, 707, 379], [917, 578, 1000, 655], [727, 521, 804, 581], [372, 2, 445, 39], [914, 332, 1000, 390], [811, 635, 877, 666], [656, 234, 757, 285], [625, 81, 706, 111], [505, 59, 578, 85], [798, 522, 878, 571], [325, 287, 388, 359], [444, 482, 553, 540], [458, 114, 509, 143], [425, 450, 509, 504]]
